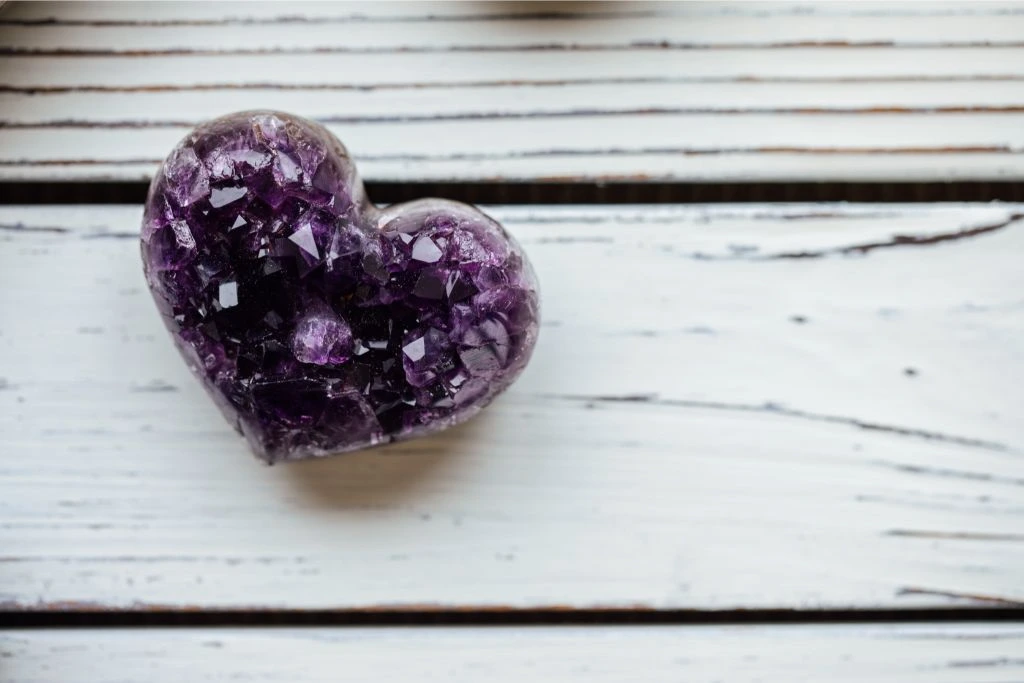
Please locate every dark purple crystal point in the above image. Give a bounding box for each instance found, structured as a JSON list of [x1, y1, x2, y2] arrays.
[[141, 111, 539, 462]]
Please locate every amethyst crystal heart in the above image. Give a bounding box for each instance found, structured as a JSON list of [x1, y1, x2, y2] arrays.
[[141, 111, 539, 463]]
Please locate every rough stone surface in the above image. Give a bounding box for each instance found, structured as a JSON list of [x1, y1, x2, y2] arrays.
[[141, 111, 539, 463]]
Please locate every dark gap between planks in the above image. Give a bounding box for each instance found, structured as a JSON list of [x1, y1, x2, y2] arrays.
[[2, 181, 1024, 206], [2, 607, 1024, 630]]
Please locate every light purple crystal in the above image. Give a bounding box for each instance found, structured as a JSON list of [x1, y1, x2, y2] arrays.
[[141, 111, 539, 463]]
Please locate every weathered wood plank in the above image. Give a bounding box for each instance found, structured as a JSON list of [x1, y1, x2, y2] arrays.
[[1, 1, 1022, 181], [5, 624, 1024, 682], [7, 16, 1024, 54], [6, 81, 1024, 125], [5, 2, 1024, 54], [3, 113, 1024, 183], [0, 204, 1021, 612], [6, 49, 1022, 91]]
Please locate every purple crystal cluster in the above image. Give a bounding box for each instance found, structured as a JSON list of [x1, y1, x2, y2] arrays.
[[141, 111, 539, 462]]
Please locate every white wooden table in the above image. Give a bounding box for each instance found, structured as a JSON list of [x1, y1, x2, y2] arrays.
[[1, 2, 1023, 681]]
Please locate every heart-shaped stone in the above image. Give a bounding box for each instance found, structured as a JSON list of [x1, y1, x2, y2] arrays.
[[141, 111, 539, 463]]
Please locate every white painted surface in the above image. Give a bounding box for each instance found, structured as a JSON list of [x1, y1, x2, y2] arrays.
[[1, 1, 1023, 181], [1, 203, 1022, 611], [5, 624, 1024, 682]]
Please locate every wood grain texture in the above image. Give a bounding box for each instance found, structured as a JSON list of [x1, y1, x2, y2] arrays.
[[1, 1, 1023, 182], [1, 203, 1022, 612], [5, 624, 1024, 682]]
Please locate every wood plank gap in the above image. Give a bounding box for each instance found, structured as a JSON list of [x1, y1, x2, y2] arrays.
[[3, 607, 1024, 630], [2, 181, 1024, 205]]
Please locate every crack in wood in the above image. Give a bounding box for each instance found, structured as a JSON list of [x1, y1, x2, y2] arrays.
[[544, 393, 1012, 452], [0, 222, 69, 234], [80, 231, 142, 239], [4, 146, 1020, 170], [885, 530, 1024, 542], [6, 75, 1024, 95], [855, 493, 1020, 514], [0, 11, 669, 28], [0, 555, 308, 564], [874, 462, 1024, 487], [773, 212, 1024, 258], [4, 184, 1024, 205], [898, 588, 1024, 606], [531, 236, 615, 244], [0, 158, 160, 167], [947, 656, 1024, 667], [891, 631, 1024, 640], [7, 40, 1024, 58], [128, 380, 179, 393], [7, 105, 1024, 129]]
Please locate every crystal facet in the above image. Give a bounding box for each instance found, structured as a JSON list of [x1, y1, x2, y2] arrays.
[[141, 111, 539, 463]]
